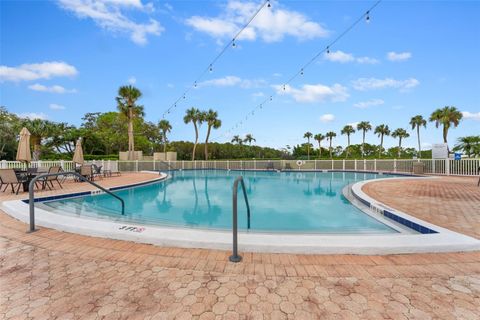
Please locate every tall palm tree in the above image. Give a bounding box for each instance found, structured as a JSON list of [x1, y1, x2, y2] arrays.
[[326, 131, 336, 159], [340, 125, 355, 158], [409, 115, 427, 158], [429, 106, 463, 150], [453, 136, 480, 158], [357, 121, 372, 158], [374, 124, 391, 158], [158, 119, 172, 156], [23, 118, 54, 160], [203, 109, 221, 160], [183, 107, 203, 161], [314, 133, 325, 158], [244, 134, 256, 146], [231, 135, 243, 145], [116, 85, 143, 160], [391, 128, 410, 158], [303, 132, 313, 160]]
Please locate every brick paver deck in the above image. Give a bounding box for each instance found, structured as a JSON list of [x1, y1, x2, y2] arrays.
[[1, 173, 479, 319]]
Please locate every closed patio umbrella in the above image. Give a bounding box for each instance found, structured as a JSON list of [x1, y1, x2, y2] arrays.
[[72, 138, 84, 165], [16, 127, 32, 164]]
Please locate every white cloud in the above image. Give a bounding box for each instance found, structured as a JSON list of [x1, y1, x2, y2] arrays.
[[0, 61, 77, 82], [57, 0, 163, 45], [166, 83, 174, 88], [28, 83, 77, 94], [274, 83, 349, 103], [462, 111, 480, 121], [49, 103, 66, 110], [186, 0, 329, 43], [353, 99, 384, 109], [199, 76, 266, 89], [16, 112, 48, 120], [352, 77, 419, 91], [252, 91, 265, 97], [347, 121, 360, 128], [128, 76, 136, 84], [387, 51, 412, 62], [324, 50, 379, 64], [320, 114, 335, 123]]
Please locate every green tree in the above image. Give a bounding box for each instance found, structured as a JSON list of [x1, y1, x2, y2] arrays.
[[244, 134, 256, 146], [340, 125, 355, 158], [357, 121, 372, 158], [314, 133, 325, 158], [453, 136, 480, 158], [202, 109, 221, 160], [391, 128, 410, 158], [303, 132, 313, 160], [326, 131, 336, 159], [22, 118, 55, 160], [158, 119, 172, 156], [0, 107, 21, 159], [231, 135, 243, 145], [374, 124, 391, 158], [183, 107, 203, 161], [429, 106, 463, 149], [409, 115, 427, 158], [116, 85, 143, 159]]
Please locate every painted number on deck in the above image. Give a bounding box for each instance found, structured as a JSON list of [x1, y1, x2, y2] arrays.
[[119, 226, 145, 233]]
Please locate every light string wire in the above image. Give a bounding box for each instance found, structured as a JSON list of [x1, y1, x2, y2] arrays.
[[211, 0, 382, 143], [162, 0, 271, 119]]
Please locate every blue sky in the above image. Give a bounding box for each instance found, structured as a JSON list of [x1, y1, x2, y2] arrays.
[[1, 0, 479, 150]]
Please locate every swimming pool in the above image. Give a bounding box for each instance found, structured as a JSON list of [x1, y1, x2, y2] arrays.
[[40, 170, 398, 234]]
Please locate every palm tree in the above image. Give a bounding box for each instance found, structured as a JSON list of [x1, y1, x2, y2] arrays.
[[116, 85, 143, 160], [303, 132, 313, 160], [23, 118, 54, 160], [429, 106, 463, 150], [453, 136, 480, 158], [314, 133, 325, 158], [183, 107, 203, 160], [409, 115, 427, 158], [374, 124, 390, 158], [391, 128, 410, 158], [158, 119, 172, 156], [340, 125, 355, 158], [203, 109, 221, 160], [326, 131, 336, 159], [231, 135, 243, 145], [244, 134, 256, 146], [357, 121, 372, 158]]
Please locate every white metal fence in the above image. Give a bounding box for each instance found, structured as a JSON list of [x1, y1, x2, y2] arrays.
[[1, 159, 479, 176]]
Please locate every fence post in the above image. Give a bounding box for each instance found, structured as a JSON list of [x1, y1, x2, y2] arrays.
[[394, 159, 397, 173], [374, 159, 377, 171], [331, 160, 334, 170], [254, 159, 256, 170], [354, 159, 357, 171], [135, 160, 139, 172], [1, 160, 6, 169], [343, 159, 345, 171], [107, 160, 111, 171], [445, 159, 450, 176], [363, 159, 366, 171]]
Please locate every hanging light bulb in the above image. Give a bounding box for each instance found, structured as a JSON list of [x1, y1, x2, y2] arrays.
[[326, 46, 330, 54], [300, 68, 304, 76], [283, 84, 286, 91], [209, 64, 213, 72], [232, 39, 236, 47], [183, 94, 186, 99], [267, 0, 271, 8], [270, 96, 273, 101], [194, 81, 197, 88], [365, 11, 370, 22]]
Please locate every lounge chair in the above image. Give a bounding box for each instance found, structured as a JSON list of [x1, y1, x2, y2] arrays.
[[0, 169, 27, 194], [40, 166, 63, 190], [92, 164, 103, 180], [266, 162, 275, 171]]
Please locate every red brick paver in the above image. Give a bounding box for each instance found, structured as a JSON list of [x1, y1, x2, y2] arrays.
[[1, 173, 479, 319]]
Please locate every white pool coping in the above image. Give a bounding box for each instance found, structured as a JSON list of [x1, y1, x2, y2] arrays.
[[1, 173, 479, 255]]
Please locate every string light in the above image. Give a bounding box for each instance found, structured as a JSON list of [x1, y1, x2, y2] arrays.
[[209, 64, 213, 72], [267, 0, 271, 8], [211, 0, 383, 142], [232, 39, 236, 48]]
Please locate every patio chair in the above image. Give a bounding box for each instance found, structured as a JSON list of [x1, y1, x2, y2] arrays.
[[266, 162, 275, 171], [0, 169, 27, 195], [284, 163, 292, 170], [40, 166, 63, 190], [92, 164, 103, 180], [80, 165, 94, 181]]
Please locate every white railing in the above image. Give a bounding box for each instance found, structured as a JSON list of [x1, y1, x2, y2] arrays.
[[1, 159, 479, 176]]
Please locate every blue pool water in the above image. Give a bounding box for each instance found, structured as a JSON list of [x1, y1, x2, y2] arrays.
[[41, 170, 397, 234]]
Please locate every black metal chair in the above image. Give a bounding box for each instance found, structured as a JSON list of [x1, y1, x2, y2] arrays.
[[92, 164, 103, 180]]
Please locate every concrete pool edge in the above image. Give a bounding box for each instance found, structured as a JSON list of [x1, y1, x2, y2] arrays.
[[1, 174, 479, 255]]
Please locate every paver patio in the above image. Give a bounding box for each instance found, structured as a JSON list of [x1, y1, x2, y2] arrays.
[[1, 173, 479, 319]]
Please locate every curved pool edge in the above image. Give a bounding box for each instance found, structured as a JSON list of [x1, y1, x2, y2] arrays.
[[1, 173, 479, 255]]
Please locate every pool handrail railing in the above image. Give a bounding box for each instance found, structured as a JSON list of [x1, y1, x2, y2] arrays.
[[229, 175, 251, 263]]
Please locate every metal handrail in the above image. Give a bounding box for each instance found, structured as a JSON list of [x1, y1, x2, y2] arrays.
[[229, 176, 251, 263], [28, 171, 125, 233]]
